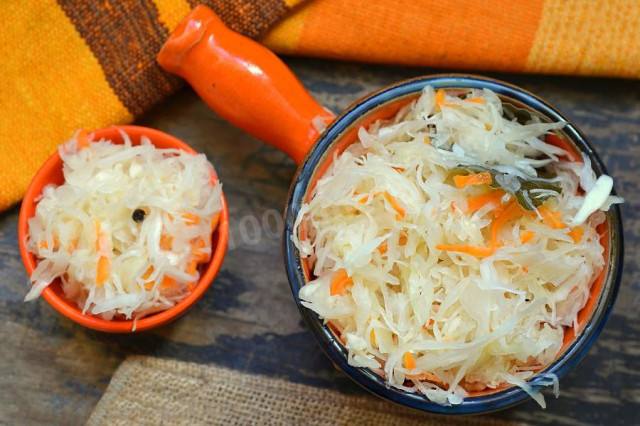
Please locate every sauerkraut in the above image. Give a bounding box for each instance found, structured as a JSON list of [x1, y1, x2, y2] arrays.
[[293, 87, 622, 406], [25, 130, 223, 325]]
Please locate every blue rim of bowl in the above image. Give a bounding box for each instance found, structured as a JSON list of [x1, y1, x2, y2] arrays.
[[283, 74, 624, 414]]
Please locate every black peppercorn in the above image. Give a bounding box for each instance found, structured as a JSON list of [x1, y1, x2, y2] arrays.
[[132, 208, 146, 223]]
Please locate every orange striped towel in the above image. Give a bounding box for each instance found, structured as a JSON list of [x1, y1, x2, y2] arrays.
[[1, 0, 638, 211]]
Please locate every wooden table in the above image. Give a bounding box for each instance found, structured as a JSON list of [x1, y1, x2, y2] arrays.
[[2, 58, 638, 425]]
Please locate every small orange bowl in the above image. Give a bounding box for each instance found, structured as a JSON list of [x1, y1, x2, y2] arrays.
[[18, 125, 229, 333]]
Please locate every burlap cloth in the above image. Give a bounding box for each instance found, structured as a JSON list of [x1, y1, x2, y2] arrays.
[[87, 356, 521, 425]]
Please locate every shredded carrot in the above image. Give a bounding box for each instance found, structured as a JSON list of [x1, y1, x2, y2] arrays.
[[435, 89, 446, 111], [403, 352, 416, 370], [520, 231, 535, 244], [160, 234, 173, 250], [381, 191, 405, 219], [568, 226, 584, 243], [485, 124, 492, 131], [144, 281, 155, 291], [377, 242, 388, 255], [330, 269, 353, 296], [370, 329, 376, 346], [76, 129, 91, 150], [466, 97, 485, 104], [399, 232, 408, 246], [391, 166, 405, 173], [66, 239, 78, 252], [538, 205, 566, 229], [142, 266, 154, 280], [96, 256, 110, 286], [466, 190, 505, 212], [361, 192, 406, 219], [521, 266, 528, 274], [161, 276, 176, 289], [188, 282, 194, 292], [210, 212, 221, 231], [183, 212, 200, 225], [406, 372, 446, 388], [424, 136, 431, 144], [39, 237, 60, 250], [490, 200, 522, 248], [436, 243, 495, 257], [192, 237, 210, 262], [187, 261, 198, 275], [440, 199, 522, 258], [453, 172, 492, 189], [94, 220, 102, 252]]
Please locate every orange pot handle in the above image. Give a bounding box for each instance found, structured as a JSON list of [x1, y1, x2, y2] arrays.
[[158, 5, 335, 165]]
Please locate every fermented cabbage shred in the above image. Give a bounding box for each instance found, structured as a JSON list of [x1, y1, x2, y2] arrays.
[[293, 87, 622, 406], [25, 131, 222, 327]]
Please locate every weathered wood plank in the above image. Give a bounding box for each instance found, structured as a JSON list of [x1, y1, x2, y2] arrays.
[[1, 58, 638, 425]]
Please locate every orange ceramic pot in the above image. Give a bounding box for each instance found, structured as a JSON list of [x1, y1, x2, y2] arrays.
[[18, 125, 229, 333], [158, 6, 623, 414]]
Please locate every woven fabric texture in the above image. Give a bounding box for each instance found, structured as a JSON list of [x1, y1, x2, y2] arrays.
[[2, 0, 639, 210], [88, 356, 521, 425]]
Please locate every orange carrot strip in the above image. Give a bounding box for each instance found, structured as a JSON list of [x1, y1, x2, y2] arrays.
[[568, 226, 584, 243], [362, 192, 406, 219], [424, 136, 431, 144], [40, 237, 59, 250], [66, 240, 78, 252], [538, 205, 566, 229], [94, 220, 101, 252], [330, 269, 353, 296], [187, 261, 198, 275], [406, 372, 445, 388], [520, 231, 535, 244], [191, 238, 210, 262], [491, 201, 522, 248], [382, 191, 405, 219], [161, 276, 176, 289], [160, 234, 173, 250], [76, 129, 91, 150], [142, 265, 154, 280], [521, 266, 529, 274], [435, 89, 446, 111], [403, 352, 416, 370], [377, 242, 388, 255], [467, 190, 505, 212], [466, 97, 485, 104], [370, 329, 376, 346], [436, 243, 495, 258], [210, 212, 221, 231], [96, 256, 110, 286], [453, 172, 492, 189], [144, 281, 155, 291], [183, 212, 200, 225]]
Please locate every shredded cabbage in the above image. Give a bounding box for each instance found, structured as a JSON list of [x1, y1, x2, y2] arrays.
[[25, 131, 223, 325], [294, 87, 622, 406]]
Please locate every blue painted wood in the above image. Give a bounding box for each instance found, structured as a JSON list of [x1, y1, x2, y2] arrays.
[[1, 58, 638, 424]]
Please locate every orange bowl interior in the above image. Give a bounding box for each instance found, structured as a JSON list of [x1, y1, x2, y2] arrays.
[[299, 94, 612, 397], [18, 125, 229, 333]]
